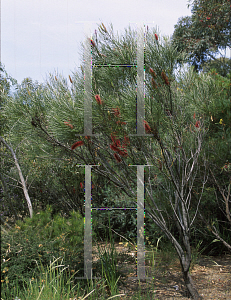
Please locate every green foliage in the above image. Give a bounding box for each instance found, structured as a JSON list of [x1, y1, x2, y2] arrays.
[[1, 205, 92, 291], [202, 57, 231, 77], [172, 0, 230, 71]]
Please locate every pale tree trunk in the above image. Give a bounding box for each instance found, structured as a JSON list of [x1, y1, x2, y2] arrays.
[[0, 136, 33, 218]]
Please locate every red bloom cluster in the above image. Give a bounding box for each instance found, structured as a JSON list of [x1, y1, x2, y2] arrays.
[[195, 121, 200, 128], [112, 107, 120, 117], [149, 68, 157, 78], [161, 71, 170, 86], [123, 135, 130, 147], [110, 132, 128, 162], [64, 121, 74, 129], [155, 34, 158, 41], [116, 120, 127, 125], [151, 78, 158, 89], [143, 120, 152, 133], [80, 182, 83, 188], [71, 141, 84, 150], [114, 153, 122, 163], [110, 144, 120, 152], [95, 94, 102, 105]]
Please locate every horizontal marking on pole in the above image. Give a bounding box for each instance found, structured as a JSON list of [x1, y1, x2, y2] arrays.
[[93, 64, 137, 67], [92, 207, 137, 210]]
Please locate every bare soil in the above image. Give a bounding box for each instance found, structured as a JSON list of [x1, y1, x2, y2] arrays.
[[92, 241, 231, 299]]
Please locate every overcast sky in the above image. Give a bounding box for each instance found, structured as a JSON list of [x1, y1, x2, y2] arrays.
[[2, 0, 194, 84]]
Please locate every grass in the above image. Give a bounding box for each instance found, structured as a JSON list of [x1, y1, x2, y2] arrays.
[[1, 219, 160, 300], [1, 216, 206, 300]]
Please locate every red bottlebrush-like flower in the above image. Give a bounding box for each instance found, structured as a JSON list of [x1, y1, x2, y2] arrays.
[[151, 78, 158, 89], [115, 139, 121, 147], [71, 141, 84, 150], [80, 182, 83, 189], [161, 71, 170, 86], [155, 34, 158, 40], [143, 120, 152, 133], [124, 135, 130, 145], [112, 107, 120, 117], [161, 71, 166, 80], [149, 68, 157, 78], [110, 144, 120, 152], [193, 113, 196, 119], [95, 94, 102, 105], [195, 121, 200, 128], [64, 121, 74, 129], [111, 133, 116, 143], [114, 153, 122, 162], [69, 75, 73, 83], [118, 150, 128, 157]]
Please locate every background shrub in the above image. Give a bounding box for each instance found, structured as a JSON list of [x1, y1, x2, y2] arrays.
[[1, 205, 93, 291]]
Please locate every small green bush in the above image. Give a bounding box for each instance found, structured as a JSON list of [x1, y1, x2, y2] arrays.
[[1, 205, 94, 292]]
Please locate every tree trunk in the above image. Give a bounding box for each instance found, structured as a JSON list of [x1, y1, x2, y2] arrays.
[[181, 265, 202, 299], [0, 136, 33, 218]]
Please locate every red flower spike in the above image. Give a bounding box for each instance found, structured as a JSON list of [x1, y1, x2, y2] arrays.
[[115, 139, 121, 147], [95, 94, 102, 105], [193, 113, 196, 119], [71, 141, 84, 150], [112, 107, 120, 117], [114, 153, 122, 162], [195, 121, 200, 128], [111, 133, 116, 143], [165, 78, 170, 86], [152, 78, 158, 89], [110, 144, 120, 152], [155, 34, 158, 41], [143, 120, 152, 133], [64, 121, 74, 129], [149, 68, 157, 78], [123, 135, 130, 146], [80, 182, 83, 189], [118, 150, 128, 157], [161, 71, 166, 80]]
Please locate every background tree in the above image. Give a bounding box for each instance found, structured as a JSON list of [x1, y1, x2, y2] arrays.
[[171, 0, 231, 71]]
